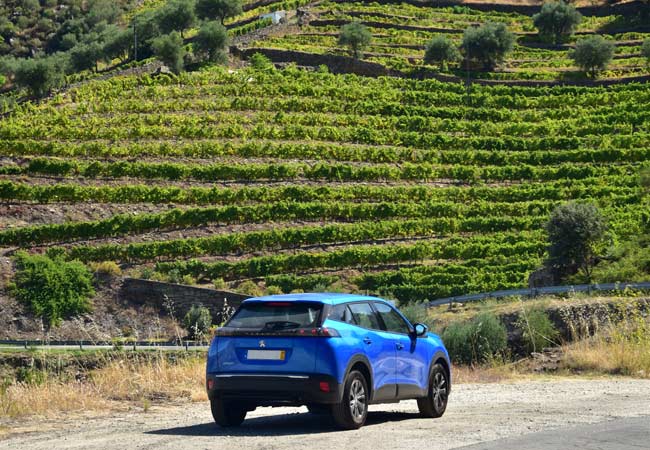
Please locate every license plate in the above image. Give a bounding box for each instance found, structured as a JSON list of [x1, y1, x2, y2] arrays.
[[247, 350, 286, 360]]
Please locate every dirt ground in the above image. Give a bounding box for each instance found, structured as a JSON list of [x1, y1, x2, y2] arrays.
[[1, 378, 649, 449]]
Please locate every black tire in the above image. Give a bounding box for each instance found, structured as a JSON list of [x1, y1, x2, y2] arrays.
[[417, 363, 449, 418], [330, 370, 369, 429], [211, 398, 247, 427]]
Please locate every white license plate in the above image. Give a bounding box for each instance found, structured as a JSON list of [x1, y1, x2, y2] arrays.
[[247, 350, 286, 360]]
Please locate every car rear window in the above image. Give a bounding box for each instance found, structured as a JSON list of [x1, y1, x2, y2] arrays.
[[225, 302, 323, 330]]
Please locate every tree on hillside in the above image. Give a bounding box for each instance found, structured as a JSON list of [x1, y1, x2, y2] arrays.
[[533, 1, 582, 45], [152, 31, 186, 73], [156, 0, 197, 38], [571, 35, 615, 78], [194, 21, 229, 63], [195, 0, 243, 24], [545, 201, 607, 283], [102, 27, 133, 63], [69, 41, 103, 72], [11, 55, 66, 97], [424, 35, 460, 70], [461, 22, 514, 70], [11, 252, 95, 328], [642, 38, 650, 65], [132, 11, 162, 61], [338, 22, 372, 59]]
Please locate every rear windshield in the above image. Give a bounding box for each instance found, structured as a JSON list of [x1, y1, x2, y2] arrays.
[[225, 302, 323, 330]]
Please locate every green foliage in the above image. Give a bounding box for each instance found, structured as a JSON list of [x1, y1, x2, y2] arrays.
[[89, 260, 122, 276], [194, 21, 228, 63], [516, 307, 559, 353], [183, 305, 212, 339], [338, 22, 372, 59], [11, 56, 66, 97], [571, 35, 615, 78], [396, 301, 434, 329], [152, 32, 185, 74], [249, 52, 274, 71], [424, 35, 460, 70], [16, 367, 46, 385], [532, 1, 582, 44], [442, 312, 507, 364], [103, 28, 132, 62], [156, 0, 197, 37], [212, 277, 227, 289], [265, 285, 283, 295], [236, 280, 262, 297], [591, 234, 650, 283], [69, 42, 103, 72], [545, 201, 608, 282], [12, 252, 95, 327], [195, 0, 243, 23], [461, 21, 514, 70]]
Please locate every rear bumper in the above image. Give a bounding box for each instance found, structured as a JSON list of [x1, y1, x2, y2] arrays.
[[206, 373, 343, 406]]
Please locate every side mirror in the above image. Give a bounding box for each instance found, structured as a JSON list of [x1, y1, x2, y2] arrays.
[[414, 323, 428, 337]]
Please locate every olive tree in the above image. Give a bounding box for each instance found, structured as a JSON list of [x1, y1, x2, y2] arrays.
[[12, 55, 66, 97], [152, 31, 186, 73], [156, 0, 197, 38], [195, 0, 242, 24], [545, 201, 607, 282], [461, 22, 514, 70], [533, 1, 582, 44], [424, 35, 460, 70], [338, 22, 372, 59], [571, 35, 615, 78], [194, 20, 228, 63]]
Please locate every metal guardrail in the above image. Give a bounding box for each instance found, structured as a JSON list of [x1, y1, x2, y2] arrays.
[[0, 339, 209, 350], [427, 281, 650, 308]]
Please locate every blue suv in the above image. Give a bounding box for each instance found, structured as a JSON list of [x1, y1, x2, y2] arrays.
[[206, 293, 451, 429]]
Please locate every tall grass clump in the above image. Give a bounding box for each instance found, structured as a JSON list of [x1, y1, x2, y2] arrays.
[[442, 312, 508, 365], [516, 306, 560, 353]]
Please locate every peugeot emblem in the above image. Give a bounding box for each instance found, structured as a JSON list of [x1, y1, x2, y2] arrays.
[[259, 340, 266, 348]]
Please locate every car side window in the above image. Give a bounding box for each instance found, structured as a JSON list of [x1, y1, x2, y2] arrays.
[[348, 302, 381, 330], [374, 302, 411, 334], [329, 303, 355, 324]]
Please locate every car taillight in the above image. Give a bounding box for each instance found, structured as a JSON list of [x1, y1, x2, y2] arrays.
[[297, 327, 340, 337]]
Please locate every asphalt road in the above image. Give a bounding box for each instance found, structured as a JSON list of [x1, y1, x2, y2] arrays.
[[1, 379, 649, 450]]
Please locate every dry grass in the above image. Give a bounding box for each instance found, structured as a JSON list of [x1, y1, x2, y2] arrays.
[[92, 355, 206, 402], [0, 381, 110, 419], [562, 339, 650, 378], [0, 353, 206, 420]]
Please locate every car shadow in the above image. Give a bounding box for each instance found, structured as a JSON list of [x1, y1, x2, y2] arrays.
[[147, 410, 422, 437]]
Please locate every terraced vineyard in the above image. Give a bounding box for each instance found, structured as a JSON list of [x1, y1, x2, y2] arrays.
[[1, 63, 648, 302], [242, 0, 650, 81]]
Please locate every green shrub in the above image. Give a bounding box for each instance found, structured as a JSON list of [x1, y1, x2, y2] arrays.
[[152, 31, 185, 74], [442, 312, 507, 364], [516, 307, 560, 353], [181, 274, 196, 285], [424, 35, 460, 70], [571, 35, 615, 78], [89, 261, 122, 277], [249, 52, 274, 71], [196, 0, 242, 24], [16, 367, 45, 385], [12, 252, 95, 327], [397, 301, 434, 329], [236, 280, 262, 297], [183, 305, 212, 339], [265, 285, 283, 295], [194, 21, 228, 63], [212, 277, 226, 289]]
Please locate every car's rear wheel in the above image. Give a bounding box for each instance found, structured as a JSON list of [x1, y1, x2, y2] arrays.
[[417, 363, 448, 418], [211, 398, 247, 427], [331, 370, 368, 429]]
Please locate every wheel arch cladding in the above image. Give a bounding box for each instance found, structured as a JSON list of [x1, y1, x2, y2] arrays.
[[346, 355, 373, 397]]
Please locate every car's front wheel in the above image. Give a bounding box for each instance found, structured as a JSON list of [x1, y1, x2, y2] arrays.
[[417, 363, 448, 418], [331, 370, 368, 429], [211, 398, 247, 427]]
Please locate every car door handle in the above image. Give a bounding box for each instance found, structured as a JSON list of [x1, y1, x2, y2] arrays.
[[363, 338, 372, 345], [395, 342, 404, 350]]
